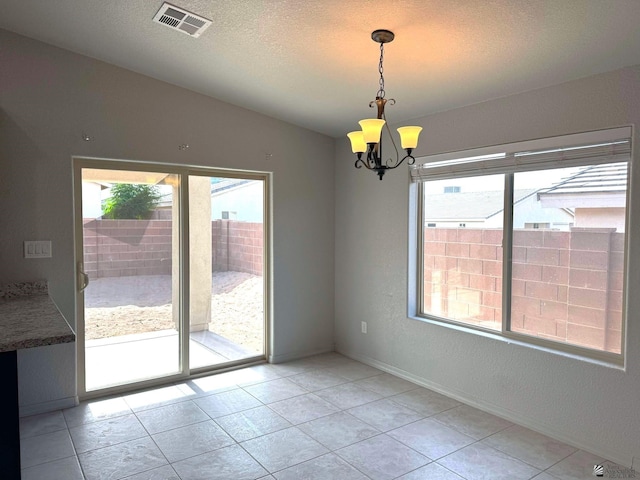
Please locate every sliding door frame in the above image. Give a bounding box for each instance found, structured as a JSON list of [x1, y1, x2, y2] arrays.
[[73, 157, 271, 400]]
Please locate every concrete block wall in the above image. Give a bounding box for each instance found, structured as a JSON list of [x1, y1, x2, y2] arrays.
[[212, 220, 225, 272], [423, 228, 503, 328], [423, 227, 623, 353], [212, 220, 263, 275], [84, 219, 263, 279], [83, 219, 172, 279]]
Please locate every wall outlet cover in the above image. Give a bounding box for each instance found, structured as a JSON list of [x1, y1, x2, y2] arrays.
[[24, 240, 52, 258]]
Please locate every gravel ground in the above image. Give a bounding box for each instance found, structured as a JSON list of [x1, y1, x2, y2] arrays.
[[84, 272, 264, 353]]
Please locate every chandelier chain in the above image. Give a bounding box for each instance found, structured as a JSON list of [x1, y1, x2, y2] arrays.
[[377, 42, 385, 99]]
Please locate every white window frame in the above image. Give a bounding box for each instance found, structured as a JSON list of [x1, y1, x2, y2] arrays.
[[408, 127, 632, 365]]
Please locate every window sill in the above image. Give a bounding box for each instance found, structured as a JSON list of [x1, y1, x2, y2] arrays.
[[407, 313, 625, 371]]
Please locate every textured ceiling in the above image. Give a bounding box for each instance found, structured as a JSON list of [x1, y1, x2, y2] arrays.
[[2, 0, 640, 137]]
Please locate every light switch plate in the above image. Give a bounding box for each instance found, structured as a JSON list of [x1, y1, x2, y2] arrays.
[[24, 240, 52, 258]]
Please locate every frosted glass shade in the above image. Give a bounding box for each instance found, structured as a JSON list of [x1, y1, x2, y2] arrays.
[[358, 119, 385, 144], [347, 131, 367, 153], [397, 126, 423, 149]]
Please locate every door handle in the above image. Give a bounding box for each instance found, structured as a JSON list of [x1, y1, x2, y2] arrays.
[[78, 262, 90, 292]]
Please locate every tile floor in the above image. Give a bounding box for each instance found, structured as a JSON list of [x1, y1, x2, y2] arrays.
[[20, 353, 623, 480]]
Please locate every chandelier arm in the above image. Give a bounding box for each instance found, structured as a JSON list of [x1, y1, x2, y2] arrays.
[[355, 156, 381, 172], [381, 112, 401, 168], [367, 144, 380, 169], [386, 151, 417, 170], [359, 161, 389, 180]]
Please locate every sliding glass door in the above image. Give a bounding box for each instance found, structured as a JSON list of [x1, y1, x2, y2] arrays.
[[75, 161, 268, 396], [189, 176, 265, 370]]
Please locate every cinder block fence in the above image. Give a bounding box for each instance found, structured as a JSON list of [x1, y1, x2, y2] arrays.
[[423, 227, 623, 353], [83, 219, 263, 279], [212, 220, 263, 276], [83, 220, 620, 352]]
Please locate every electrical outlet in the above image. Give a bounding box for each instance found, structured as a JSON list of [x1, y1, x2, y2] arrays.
[[361, 321, 367, 334]]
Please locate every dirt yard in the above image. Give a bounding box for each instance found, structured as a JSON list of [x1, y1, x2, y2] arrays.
[[84, 272, 264, 353]]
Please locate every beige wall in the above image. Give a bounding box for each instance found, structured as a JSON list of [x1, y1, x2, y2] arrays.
[[335, 65, 640, 465], [576, 207, 626, 232], [0, 29, 335, 412]]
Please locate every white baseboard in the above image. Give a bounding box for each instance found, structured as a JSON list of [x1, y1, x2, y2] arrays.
[[19, 396, 78, 417], [338, 349, 634, 469], [269, 344, 335, 364]]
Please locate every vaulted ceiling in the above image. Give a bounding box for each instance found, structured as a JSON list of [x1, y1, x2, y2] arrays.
[[2, 0, 640, 137]]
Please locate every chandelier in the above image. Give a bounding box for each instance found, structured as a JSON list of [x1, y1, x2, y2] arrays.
[[347, 30, 422, 180]]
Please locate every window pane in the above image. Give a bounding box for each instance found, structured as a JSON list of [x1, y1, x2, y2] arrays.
[[510, 163, 627, 353], [421, 174, 504, 331], [189, 176, 265, 370]]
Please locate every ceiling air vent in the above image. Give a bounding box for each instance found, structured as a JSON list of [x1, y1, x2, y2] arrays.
[[153, 3, 212, 38]]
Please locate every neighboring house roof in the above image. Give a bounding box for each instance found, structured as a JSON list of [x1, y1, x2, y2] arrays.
[[538, 162, 627, 208], [424, 189, 537, 221]]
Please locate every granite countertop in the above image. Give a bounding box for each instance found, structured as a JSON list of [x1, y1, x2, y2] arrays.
[[0, 281, 75, 353]]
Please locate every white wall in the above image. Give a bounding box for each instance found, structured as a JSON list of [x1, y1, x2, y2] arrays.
[[0, 29, 335, 412], [335, 65, 640, 465], [211, 182, 264, 222], [576, 207, 626, 232], [81, 182, 103, 219]]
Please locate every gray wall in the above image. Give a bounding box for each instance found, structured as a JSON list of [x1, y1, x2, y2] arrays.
[[0, 29, 335, 412], [335, 66, 640, 465]]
